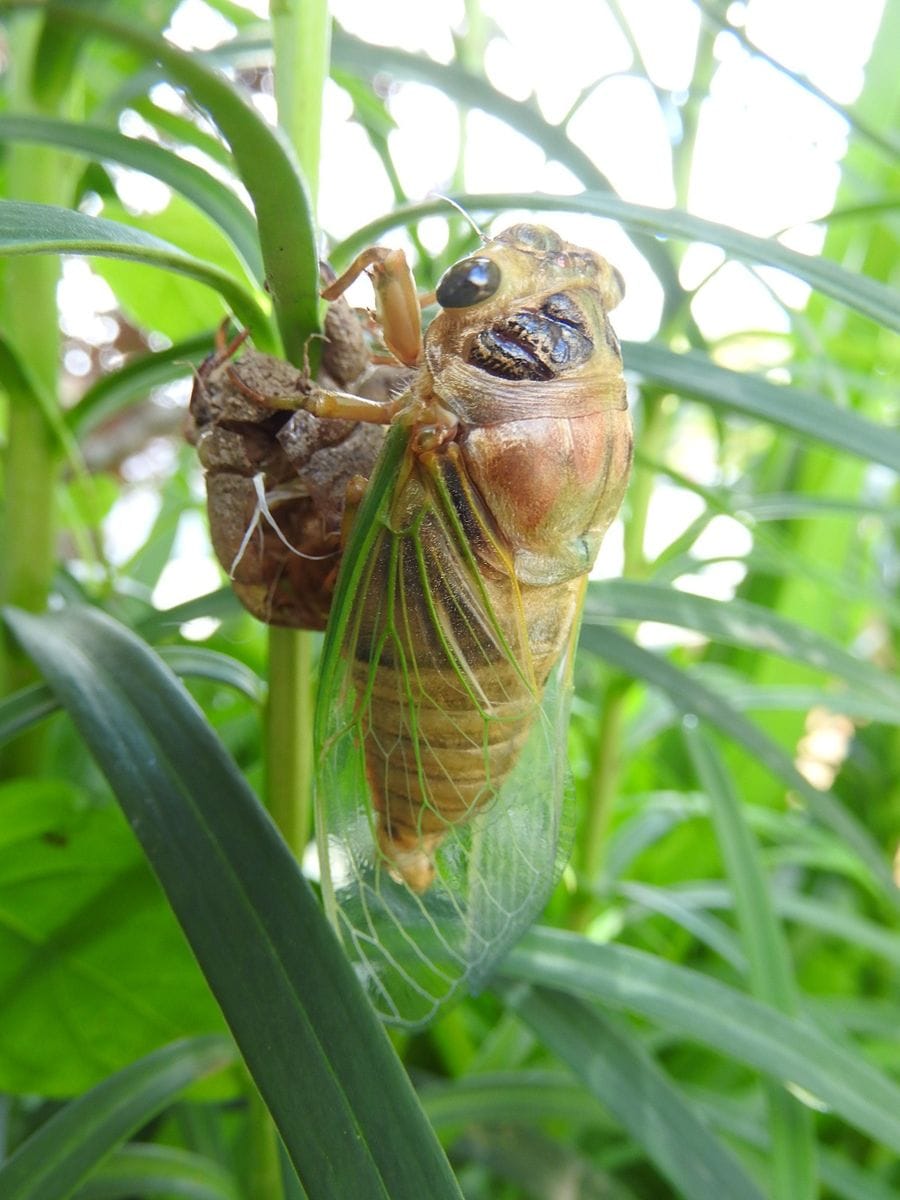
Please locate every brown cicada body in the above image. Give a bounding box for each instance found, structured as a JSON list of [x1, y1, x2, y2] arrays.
[[188, 302, 402, 629]]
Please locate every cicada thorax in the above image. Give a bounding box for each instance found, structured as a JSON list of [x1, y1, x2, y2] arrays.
[[188, 301, 401, 629]]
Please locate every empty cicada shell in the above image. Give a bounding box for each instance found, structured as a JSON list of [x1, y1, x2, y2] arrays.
[[188, 300, 407, 629]]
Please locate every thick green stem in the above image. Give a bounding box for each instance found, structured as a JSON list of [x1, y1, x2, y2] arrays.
[[270, 0, 330, 206], [0, 14, 68, 768], [261, 0, 331, 860], [572, 394, 672, 923], [265, 625, 314, 858], [253, 8, 330, 1191]]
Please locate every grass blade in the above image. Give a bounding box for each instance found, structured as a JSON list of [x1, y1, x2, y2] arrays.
[[39, 0, 318, 365], [511, 988, 766, 1200], [72, 1145, 239, 1200], [0, 114, 263, 283], [0, 1037, 232, 1200], [0, 200, 272, 345], [579, 625, 898, 908], [330, 192, 900, 331], [684, 724, 815, 1200], [623, 342, 900, 472], [503, 929, 900, 1154], [585, 580, 899, 707], [4, 604, 462, 1200]]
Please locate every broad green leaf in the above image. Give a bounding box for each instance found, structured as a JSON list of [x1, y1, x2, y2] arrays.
[[0, 778, 227, 1095], [0, 114, 263, 282], [511, 988, 767, 1200], [4, 605, 462, 1200], [684, 725, 815, 1200], [503, 929, 900, 1153], [0, 1037, 233, 1200], [579, 625, 898, 909], [72, 1144, 238, 1200], [330, 192, 900, 332], [0, 200, 273, 344], [585, 580, 899, 707]]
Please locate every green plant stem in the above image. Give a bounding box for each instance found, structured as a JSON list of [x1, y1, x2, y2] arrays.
[[255, 9, 330, 1189], [573, 393, 673, 923], [270, 0, 330, 206], [265, 626, 314, 858], [261, 0, 330, 860], [0, 13, 66, 767], [572, 677, 630, 923]]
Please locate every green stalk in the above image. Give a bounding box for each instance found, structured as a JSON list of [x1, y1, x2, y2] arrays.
[[263, 0, 330, 858], [572, 392, 672, 925], [0, 13, 67, 766], [249, 7, 330, 1193], [270, 0, 330, 206]]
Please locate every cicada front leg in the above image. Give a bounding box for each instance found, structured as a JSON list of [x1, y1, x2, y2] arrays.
[[322, 244, 423, 368]]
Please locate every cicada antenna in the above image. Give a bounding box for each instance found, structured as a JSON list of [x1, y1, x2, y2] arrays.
[[429, 193, 489, 243]]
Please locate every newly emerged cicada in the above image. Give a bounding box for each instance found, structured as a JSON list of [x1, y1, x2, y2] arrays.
[[230, 222, 633, 1024]]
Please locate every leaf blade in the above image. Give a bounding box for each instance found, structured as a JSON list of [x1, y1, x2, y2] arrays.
[[4, 605, 462, 1200]]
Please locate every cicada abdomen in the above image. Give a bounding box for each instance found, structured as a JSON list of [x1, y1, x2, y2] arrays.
[[308, 224, 632, 1023]]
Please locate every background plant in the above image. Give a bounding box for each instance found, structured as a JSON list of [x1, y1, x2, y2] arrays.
[[0, 1, 897, 1198]]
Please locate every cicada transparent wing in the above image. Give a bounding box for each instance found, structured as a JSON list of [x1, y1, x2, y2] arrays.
[[314, 424, 577, 1026]]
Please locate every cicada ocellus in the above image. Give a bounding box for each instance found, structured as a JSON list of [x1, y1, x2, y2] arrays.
[[237, 222, 633, 1024]]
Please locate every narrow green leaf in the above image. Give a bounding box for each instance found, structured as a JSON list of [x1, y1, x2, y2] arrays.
[[503, 930, 900, 1153], [72, 1144, 238, 1200], [0, 200, 272, 344], [39, 0, 318, 365], [0, 114, 264, 283], [329, 192, 900, 332], [673, 882, 900, 971], [136, 588, 243, 640], [420, 1070, 613, 1132], [157, 646, 266, 703], [66, 333, 213, 440], [585, 580, 899, 707], [511, 989, 767, 1200], [684, 725, 815, 1200], [623, 342, 900, 472], [739, 493, 900, 523], [617, 880, 746, 970], [4, 605, 462, 1200], [688, 675, 898, 725], [0, 646, 263, 744], [579, 625, 898, 909], [0, 1037, 233, 1200], [0, 680, 57, 745]]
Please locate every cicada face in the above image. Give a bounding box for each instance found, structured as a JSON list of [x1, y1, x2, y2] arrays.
[[314, 223, 632, 1025]]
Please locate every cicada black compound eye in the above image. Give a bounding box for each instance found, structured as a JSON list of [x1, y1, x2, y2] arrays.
[[435, 256, 501, 309]]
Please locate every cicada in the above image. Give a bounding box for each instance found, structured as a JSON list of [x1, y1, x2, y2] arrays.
[[188, 301, 400, 628], [234, 222, 633, 1024]]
